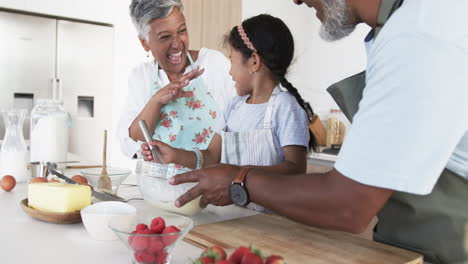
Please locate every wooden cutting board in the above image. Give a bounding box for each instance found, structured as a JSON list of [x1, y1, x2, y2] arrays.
[[184, 214, 423, 264]]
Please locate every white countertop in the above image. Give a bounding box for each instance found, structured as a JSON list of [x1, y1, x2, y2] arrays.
[[308, 152, 338, 162], [0, 178, 258, 264]]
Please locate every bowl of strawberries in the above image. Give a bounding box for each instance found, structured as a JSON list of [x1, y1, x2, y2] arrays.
[[193, 245, 285, 264], [108, 212, 194, 264]]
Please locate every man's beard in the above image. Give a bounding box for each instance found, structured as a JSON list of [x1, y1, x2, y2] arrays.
[[319, 0, 356, 41]]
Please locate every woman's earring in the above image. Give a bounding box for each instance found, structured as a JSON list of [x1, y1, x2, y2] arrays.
[[146, 51, 150, 58]]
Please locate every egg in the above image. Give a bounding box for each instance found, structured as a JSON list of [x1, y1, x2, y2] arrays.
[[49, 178, 60, 183], [71, 175, 88, 185], [1, 175, 16, 192], [30, 177, 48, 184]]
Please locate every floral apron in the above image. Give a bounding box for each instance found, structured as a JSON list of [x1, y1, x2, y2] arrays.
[[151, 53, 219, 151]]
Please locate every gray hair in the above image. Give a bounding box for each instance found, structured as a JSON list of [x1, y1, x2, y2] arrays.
[[319, 0, 356, 42], [129, 0, 184, 41]]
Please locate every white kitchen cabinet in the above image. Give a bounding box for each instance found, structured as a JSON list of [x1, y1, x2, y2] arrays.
[[25, 0, 113, 23], [0, 0, 26, 10], [1, 0, 113, 24], [0, 11, 56, 139], [0, 10, 114, 164], [57, 20, 114, 163]]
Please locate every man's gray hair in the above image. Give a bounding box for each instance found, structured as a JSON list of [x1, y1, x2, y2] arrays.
[[129, 0, 184, 41]]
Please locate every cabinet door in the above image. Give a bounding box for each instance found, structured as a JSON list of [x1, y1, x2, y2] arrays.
[[0, 0, 26, 10], [24, 0, 113, 24], [0, 11, 56, 139], [56, 20, 114, 163], [202, 0, 241, 56], [181, 0, 203, 50]]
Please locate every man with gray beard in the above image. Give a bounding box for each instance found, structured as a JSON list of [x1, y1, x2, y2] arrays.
[[171, 1, 468, 263]]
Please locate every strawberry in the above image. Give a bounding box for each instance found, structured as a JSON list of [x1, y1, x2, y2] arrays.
[[202, 246, 227, 261], [136, 223, 148, 231], [128, 230, 137, 245], [134, 250, 156, 263], [161, 225, 181, 246], [150, 217, 166, 233], [215, 261, 234, 264], [147, 237, 165, 255], [131, 236, 149, 251], [228, 246, 251, 264], [193, 256, 215, 264], [156, 251, 168, 264], [142, 229, 158, 235], [240, 252, 263, 264], [265, 255, 285, 264]]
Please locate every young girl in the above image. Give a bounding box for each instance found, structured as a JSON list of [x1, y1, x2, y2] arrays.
[[142, 14, 316, 211]]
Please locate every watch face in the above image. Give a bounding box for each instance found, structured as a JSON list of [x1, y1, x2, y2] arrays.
[[229, 183, 248, 206]]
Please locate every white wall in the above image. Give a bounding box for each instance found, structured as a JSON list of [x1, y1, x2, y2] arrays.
[[107, 0, 148, 169], [243, 0, 370, 118]]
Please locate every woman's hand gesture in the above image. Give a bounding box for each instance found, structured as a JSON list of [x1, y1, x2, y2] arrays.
[[154, 66, 205, 105]]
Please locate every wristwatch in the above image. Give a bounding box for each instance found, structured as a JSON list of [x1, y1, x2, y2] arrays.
[[229, 167, 252, 206]]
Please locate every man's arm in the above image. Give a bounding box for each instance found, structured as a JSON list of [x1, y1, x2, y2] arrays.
[[246, 168, 393, 233], [172, 166, 393, 233]]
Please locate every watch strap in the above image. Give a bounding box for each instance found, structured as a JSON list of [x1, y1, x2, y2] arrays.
[[233, 167, 251, 185]]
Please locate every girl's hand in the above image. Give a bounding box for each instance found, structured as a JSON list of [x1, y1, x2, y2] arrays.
[[153, 66, 205, 105], [141, 140, 177, 164]]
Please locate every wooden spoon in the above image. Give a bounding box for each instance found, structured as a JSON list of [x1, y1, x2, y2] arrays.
[[97, 130, 112, 192]]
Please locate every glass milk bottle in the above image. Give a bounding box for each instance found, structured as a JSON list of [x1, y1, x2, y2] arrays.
[[30, 100, 68, 165], [0, 109, 30, 182]]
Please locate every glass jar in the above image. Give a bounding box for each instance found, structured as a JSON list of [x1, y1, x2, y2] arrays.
[[30, 100, 69, 164], [0, 109, 29, 182]]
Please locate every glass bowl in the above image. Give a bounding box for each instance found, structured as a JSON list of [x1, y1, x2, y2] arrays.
[[108, 212, 194, 264], [81, 167, 131, 194], [135, 160, 203, 216]]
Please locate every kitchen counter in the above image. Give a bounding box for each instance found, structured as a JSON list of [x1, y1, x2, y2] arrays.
[[0, 180, 258, 264]]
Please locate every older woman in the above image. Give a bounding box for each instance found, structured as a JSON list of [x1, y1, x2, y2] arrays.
[[118, 0, 235, 158]]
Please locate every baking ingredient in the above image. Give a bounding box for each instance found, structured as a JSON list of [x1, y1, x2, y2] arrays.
[[28, 182, 91, 213], [0, 151, 29, 183], [150, 196, 202, 216], [71, 175, 88, 184], [136, 224, 148, 231], [265, 255, 284, 264], [161, 225, 181, 246], [194, 256, 215, 264], [229, 246, 251, 263], [195, 245, 284, 264], [30, 114, 68, 163], [202, 246, 227, 262], [1, 175, 16, 191], [49, 178, 60, 183], [150, 217, 166, 233], [30, 177, 48, 183], [241, 253, 263, 264]]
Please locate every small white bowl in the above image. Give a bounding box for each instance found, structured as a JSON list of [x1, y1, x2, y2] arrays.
[[81, 201, 136, 241]]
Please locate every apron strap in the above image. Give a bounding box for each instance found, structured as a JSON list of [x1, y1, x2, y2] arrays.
[[263, 86, 282, 129], [375, 0, 404, 37]]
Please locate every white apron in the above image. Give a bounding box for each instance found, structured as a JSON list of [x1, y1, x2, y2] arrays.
[[221, 86, 283, 212]]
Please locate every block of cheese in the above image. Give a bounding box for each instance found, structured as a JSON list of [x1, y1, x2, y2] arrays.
[[28, 182, 91, 213]]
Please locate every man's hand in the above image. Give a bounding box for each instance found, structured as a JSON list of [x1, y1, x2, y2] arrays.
[[170, 164, 242, 208]]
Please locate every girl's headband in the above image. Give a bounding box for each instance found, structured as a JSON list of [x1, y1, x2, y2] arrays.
[[237, 25, 257, 53]]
